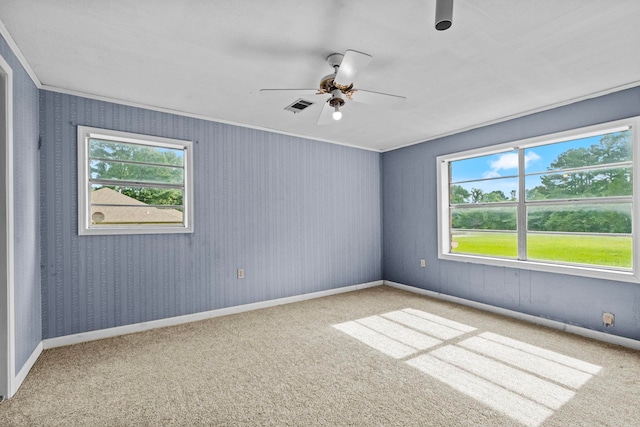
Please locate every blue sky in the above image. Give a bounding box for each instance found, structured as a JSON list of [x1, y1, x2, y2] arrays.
[[450, 134, 614, 196]]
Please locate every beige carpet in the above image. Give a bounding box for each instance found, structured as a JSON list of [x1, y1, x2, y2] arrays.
[[1, 286, 639, 426]]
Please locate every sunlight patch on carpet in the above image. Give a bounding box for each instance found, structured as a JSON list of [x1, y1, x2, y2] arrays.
[[381, 310, 473, 340], [333, 308, 602, 427], [428, 345, 575, 410], [401, 308, 476, 333], [355, 315, 442, 350], [332, 320, 421, 359], [407, 354, 554, 427], [458, 336, 594, 389], [479, 332, 602, 375]]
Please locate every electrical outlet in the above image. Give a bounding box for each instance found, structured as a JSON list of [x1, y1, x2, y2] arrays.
[[237, 269, 244, 279], [602, 312, 614, 327], [420, 259, 426, 268]]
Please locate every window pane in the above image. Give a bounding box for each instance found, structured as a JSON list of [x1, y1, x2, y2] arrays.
[[90, 159, 184, 185], [527, 234, 631, 269], [524, 129, 631, 174], [91, 185, 183, 207], [450, 179, 518, 204], [452, 206, 517, 231], [451, 150, 518, 182], [527, 203, 631, 234], [90, 186, 183, 225], [90, 205, 183, 226], [451, 231, 517, 258], [525, 166, 632, 200], [79, 126, 192, 235], [441, 122, 635, 276], [89, 139, 184, 166]]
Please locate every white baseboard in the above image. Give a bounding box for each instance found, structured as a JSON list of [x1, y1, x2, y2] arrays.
[[11, 341, 43, 397], [43, 280, 383, 350], [385, 280, 640, 351]]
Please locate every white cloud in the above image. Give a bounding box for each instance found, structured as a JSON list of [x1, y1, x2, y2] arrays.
[[484, 151, 541, 178], [525, 151, 541, 166], [489, 152, 518, 172], [482, 170, 502, 179]]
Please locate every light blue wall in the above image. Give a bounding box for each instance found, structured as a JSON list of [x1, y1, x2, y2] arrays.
[[382, 86, 640, 341], [0, 35, 41, 374], [7, 24, 640, 354], [40, 92, 382, 339]]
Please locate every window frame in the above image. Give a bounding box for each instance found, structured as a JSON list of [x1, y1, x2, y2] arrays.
[[77, 126, 194, 236], [437, 117, 640, 283]]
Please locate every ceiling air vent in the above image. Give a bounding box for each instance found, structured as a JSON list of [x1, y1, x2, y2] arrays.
[[284, 98, 314, 114]]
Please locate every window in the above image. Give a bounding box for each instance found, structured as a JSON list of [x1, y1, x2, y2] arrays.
[[437, 118, 639, 282], [78, 126, 193, 235]]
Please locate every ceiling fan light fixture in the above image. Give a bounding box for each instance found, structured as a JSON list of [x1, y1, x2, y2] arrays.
[[329, 89, 345, 120], [332, 105, 342, 121], [435, 0, 454, 31], [260, 49, 405, 126]]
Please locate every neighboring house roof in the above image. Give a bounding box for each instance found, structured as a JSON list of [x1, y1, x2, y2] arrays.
[[90, 187, 183, 225]]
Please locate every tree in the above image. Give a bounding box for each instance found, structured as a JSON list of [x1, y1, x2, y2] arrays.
[[470, 188, 484, 204], [453, 131, 632, 234], [538, 131, 631, 199], [526, 185, 549, 200], [483, 190, 507, 203], [527, 130, 632, 233], [528, 208, 631, 233], [90, 140, 184, 207], [450, 185, 470, 204], [452, 207, 516, 231]]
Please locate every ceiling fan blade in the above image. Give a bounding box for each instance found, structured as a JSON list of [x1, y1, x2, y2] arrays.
[[260, 88, 319, 96], [317, 100, 335, 125], [350, 89, 406, 107], [334, 50, 372, 87]]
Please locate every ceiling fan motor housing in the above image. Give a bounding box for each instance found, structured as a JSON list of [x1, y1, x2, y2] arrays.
[[320, 74, 355, 105], [320, 73, 337, 92], [329, 89, 345, 107]]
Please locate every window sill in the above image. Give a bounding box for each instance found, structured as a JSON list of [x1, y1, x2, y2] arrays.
[[79, 224, 193, 236], [438, 252, 639, 284]]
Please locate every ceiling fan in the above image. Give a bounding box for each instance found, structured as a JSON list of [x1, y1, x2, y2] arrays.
[[260, 49, 406, 125]]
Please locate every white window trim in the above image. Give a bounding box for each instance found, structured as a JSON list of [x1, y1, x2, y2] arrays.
[[77, 126, 194, 236], [1, 53, 16, 399], [437, 117, 640, 284]]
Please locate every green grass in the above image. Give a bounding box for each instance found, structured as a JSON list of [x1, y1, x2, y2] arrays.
[[451, 232, 632, 268]]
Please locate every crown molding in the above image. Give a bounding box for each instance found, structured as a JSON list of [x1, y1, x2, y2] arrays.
[[0, 18, 41, 88]]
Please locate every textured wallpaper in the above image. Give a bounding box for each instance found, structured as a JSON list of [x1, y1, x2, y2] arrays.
[[382, 86, 640, 341], [39, 92, 382, 339], [0, 34, 41, 376]]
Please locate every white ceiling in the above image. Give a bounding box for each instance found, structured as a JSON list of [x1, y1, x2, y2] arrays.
[[1, 0, 640, 151]]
